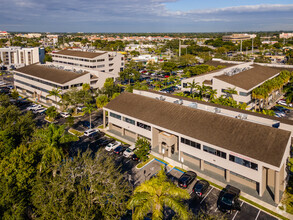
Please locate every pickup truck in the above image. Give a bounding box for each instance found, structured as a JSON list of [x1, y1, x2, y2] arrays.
[[217, 185, 241, 213]]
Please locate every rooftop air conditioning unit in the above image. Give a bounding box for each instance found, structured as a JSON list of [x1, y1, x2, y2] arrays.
[[236, 114, 247, 120], [189, 102, 198, 109], [214, 108, 221, 113], [159, 96, 165, 101]]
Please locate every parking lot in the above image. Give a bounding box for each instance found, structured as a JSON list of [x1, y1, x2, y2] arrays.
[[136, 159, 279, 220]]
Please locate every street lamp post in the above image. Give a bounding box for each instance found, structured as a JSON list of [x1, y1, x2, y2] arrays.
[[162, 148, 165, 161]]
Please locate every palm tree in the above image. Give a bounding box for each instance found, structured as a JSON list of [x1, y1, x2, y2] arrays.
[[224, 87, 238, 99], [35, 124, 78, 175], [187, 80, 199, 98], [46, 106, 58, 120], [207, 88, 217, 101], [128, 168, 190, 220], [82, 103, 96, 129], [96, 95, 109, 109], [47, 88, 62, 106]]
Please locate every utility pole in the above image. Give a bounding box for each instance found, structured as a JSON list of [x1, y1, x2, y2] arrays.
[[179, 40, 181, 57], [251, 38, 253, 54], [240, 40, 243, 53]]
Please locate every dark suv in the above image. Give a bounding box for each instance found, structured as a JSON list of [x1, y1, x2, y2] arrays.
[[192, 180, 210, 197], [217, 185, 241, 213], [178, 171, 197, 188]]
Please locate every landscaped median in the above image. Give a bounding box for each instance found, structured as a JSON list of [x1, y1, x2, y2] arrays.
[[136, 154, 169, 169], [68, 128, 84, 137]]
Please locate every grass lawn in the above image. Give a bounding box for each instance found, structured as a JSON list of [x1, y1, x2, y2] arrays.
[[68, 128, 84, 137]]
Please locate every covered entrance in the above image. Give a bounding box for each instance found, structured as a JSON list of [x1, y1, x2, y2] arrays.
[[158, 132, 178, 157]]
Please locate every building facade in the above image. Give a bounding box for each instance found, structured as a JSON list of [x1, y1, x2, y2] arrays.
[[0, 47, 44, 69], [103, 90, 293, 204], [181, 61, 282, 109], [51, 49, 124, 77], [14, 63, 115, 108]]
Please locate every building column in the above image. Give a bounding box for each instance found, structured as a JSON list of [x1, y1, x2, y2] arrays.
[[200, 159, 205, 171], [259, 167, 267, 197], [226, 169, 230, 182], [122, 128, 125, 136], [168, 145, 171, 157], [159, 142, 162, 154], [275, 170, 280, 203], [103, 109, 106, 128]]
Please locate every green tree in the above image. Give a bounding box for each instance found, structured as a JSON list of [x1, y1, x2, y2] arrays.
[[96, 95, 109, 109], [10, 89, 19, 100], [46, 106, 58, 120], [128, 168, 191, 220], [32, 150, 131, 219], [187, 80, 199, 98], [0, 93, 10, 107], [82, 103, 96, 129], [112, 92, 120, 99], [82, 83, 90, 91], [223, 87, 238, 99], [134, 138, 150, 162], [33, 124, 78, 174], [47, 88, 62, 105]]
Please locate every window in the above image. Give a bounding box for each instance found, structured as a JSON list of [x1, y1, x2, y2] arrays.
[[124, 117, 135, 125], [183, 83, 187, 88], [181, 137, 200, 149], [203, 145, 226, 159], [229, 155, 258, 171], [137, 122, 151, 131], [239, 91, 250, 96], [110, 112, 121, 120]]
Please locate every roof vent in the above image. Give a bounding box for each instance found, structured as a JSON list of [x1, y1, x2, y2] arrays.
[[214, 107, 221, 113], [159, 96, 166, 101], [173, 99, 183, 105], [189, 102, 198, 109], [236, 114, 247, 120]]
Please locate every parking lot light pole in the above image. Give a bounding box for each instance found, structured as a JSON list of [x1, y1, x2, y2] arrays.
[[162, 148, 165, 161], [181, 157, 184, 169]]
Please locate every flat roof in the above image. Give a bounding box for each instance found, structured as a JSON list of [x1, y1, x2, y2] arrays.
[[214, 64, 280, 91], [54, 50, 106, 59], [16, 64, 88, 84], [105, 92, 290, 167]]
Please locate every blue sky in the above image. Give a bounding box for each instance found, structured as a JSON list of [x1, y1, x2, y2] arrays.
[[0, 0, 293, 32]]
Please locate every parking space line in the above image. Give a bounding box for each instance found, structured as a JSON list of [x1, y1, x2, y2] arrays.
[[232, 201, 244, 220], [255, 210, 260, 220], [200, 188, 213, 204]]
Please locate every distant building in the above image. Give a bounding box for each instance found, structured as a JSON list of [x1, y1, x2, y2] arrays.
[[222, 34, 256, 43], [132, 55, 158, 64], [51, 49, 124, 76], [0, 31, 9, 38], [0, 47, 44, 69], [279, 33, 293, 39], [26, 33, 42, 38]]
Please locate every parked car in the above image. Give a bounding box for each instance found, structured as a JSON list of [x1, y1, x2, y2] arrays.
[[274, 111, 286, 117], [26, 104, 42, 111], [192, 180, 210, 197], [95, 137, 111, 146], [277, 99, 293, 107], [273, 106, 290, 113], [60, 112, 71, 118], [132, 154, 139, 161], [77, 106, 86, 112], [178, 171, 197, 188], [105, 141, 121, 151], [113, 145, 126, 155], [217, 185, 241, 213], [33, 107, 46, 114], [84, 129, 98, 137], [123, 145, 136, 158]]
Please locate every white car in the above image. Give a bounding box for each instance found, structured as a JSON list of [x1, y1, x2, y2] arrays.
[[60, 112, 71, 118], [123, 145, 136, 158], [84, 129, 98, 137], [33, 107, 46, 114], [27, 104, 42, 111], [105, 141, 121, 151]]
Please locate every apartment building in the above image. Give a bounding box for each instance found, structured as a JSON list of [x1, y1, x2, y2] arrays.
[[279, 33, 293, 39], [222, 33, 256, 43], [181, 61, 282, 109], [51, 49, 124, 77], [0, 47, 44, 69], [103, 90, 293, 204], [14, 63, 115, 108]]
